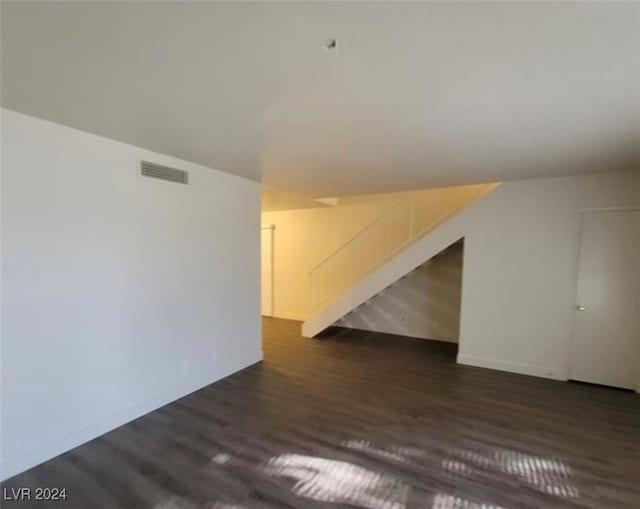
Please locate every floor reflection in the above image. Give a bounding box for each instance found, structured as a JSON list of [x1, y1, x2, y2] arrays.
[[263, 453, 409, 509], [431, 493, 508, 509], [206, 440, 583, 509], [342, 439, 419, 463], [444, 447, 579, 499]]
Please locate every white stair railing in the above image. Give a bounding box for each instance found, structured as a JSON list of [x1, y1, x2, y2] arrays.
[[308, 183, 498, 312]]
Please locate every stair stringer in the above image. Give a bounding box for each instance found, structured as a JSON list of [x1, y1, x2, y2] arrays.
[[301, 194, 488, 338]]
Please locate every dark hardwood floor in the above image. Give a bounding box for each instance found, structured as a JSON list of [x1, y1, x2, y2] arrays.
[[2, 318, 639, 509]]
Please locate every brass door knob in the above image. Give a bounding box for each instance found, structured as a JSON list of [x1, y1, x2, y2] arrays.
[[576, 305, 588, 311]]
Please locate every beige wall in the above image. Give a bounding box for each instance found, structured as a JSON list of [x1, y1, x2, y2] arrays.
[[262, 184, 495, 322], [262, 200, 395, 320]]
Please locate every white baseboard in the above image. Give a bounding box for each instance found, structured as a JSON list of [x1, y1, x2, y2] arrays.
[[0, 356, 262, 482], [457, 354, 568, 381], [270, 312, 307, 322]]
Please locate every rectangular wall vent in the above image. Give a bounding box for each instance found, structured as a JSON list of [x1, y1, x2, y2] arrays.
[[140, 161, 189, 184]]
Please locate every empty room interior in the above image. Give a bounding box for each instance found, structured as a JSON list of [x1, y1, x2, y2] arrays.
[[1, 1, 639, 508]]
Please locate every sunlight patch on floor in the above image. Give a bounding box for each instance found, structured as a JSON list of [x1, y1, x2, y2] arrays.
[[264, 453, 409, 509], [342, 439, 421, 463], [444, 447, 579, 498], [212, 452, 231, 465], [431, 493, 508, 509]]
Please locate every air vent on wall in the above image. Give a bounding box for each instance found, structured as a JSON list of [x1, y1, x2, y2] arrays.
[[140, 161, 189, 184]]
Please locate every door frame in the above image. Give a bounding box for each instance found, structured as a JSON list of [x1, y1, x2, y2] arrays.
[[569, 206, 640, 392], [261, 224, 275, 317]]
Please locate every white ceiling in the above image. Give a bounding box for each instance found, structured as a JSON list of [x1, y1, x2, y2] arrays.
[[262, 186, 333, 212], [2, 1, 639, 197]]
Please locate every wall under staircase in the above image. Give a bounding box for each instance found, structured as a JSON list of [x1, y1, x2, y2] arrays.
[[335, 240, 464, 342]]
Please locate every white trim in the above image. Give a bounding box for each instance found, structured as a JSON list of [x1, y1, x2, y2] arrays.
[[260, 226, 275, 317], [271, 312, 308, 322], [457, 355, 568, 381], [0, 358, 261, 481]]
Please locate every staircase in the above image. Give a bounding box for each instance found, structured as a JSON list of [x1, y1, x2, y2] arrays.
[[302, 183, 499, 337]]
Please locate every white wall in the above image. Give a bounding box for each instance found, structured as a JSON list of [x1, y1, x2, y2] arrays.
[[0, 110, 262, 480], [302, 170, 639, 386], [458, 170, 640, 380], [336, 241, 463, 342]]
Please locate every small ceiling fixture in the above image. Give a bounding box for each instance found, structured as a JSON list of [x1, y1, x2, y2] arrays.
[[325, 38, 337, 51]]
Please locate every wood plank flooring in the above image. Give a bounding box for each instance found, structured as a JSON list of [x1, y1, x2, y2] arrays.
[[2, 318, 639, 509]]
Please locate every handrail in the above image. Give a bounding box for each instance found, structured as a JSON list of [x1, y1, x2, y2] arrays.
[[307, 183, 499, 312], [307, 201, 403, 274]]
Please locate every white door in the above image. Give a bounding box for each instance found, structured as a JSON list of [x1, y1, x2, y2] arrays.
[[261, 226, 274, 317], [570, 210, 640, 389]]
